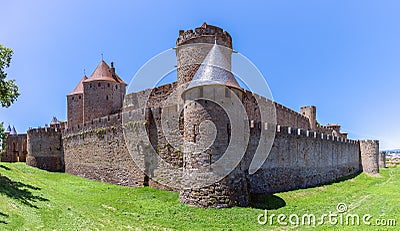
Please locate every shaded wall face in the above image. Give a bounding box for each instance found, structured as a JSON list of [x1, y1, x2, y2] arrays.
[[63, 119, 145, 187], [67, 94, 84, 128], [379, 152, 386, 168], [26, 129, 64, 172]]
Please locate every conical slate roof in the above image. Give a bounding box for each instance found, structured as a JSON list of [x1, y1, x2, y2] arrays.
[[50, 116, 60, 125], [5, 125, 11, 133], [83, 60, 126, 85], [10, 126, 17, 135], [68, 75, 88, 96], [186, 43, 240, 91]]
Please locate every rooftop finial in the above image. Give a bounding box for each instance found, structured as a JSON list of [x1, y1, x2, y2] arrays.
[[111, 61, 114, 68], [83, 69, 86, 76], [101, 53, 103, 61]]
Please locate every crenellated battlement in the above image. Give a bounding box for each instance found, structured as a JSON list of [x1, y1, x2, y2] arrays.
[[274, 102, 309, 121], [176, 23, 232, 48], [27, 127, 62, 137], [275, 125, 357, 144], [22, 23, 379, 208], [27, 126, 64, 172], [63, 112, 123, 135]]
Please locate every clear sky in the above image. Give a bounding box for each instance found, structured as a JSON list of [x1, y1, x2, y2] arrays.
[[1, 0, 399, 150]]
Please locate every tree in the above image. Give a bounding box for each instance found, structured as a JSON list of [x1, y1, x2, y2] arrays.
[[0, 45, 20, 107], [0, 122, 4, 151], [0, 44, 20, 152]]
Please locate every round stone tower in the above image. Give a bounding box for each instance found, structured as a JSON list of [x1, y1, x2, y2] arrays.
[[180, 85, 249, 208], [176, 22, 233, 86], [300, 106, 317, 130], [359, 140, 380, 174], [379, 151, 386, 169], [178, 24, 249, 208]]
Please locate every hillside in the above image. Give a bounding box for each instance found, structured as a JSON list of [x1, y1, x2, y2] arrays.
[[0, 163, 398, 230]]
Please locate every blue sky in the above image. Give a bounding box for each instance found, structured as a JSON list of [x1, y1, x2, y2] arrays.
[[1, 0, 399, 149]]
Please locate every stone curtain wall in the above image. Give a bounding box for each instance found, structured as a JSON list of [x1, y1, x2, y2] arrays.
[[379, 151, 386, 168], [63, 113, 146, 187], [275, 102, 311, 130], [1, 134, 27, 162], [249, 126, 361, 194], [27, 128, 64, 172], [62, 84, 365, 194]]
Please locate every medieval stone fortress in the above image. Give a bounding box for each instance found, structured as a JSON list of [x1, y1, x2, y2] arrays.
[[1, 23, 386, 208]]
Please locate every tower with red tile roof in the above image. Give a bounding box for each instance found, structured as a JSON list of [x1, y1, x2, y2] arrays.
[[82, 61, 127, 123], [66, 60, 127, 127]]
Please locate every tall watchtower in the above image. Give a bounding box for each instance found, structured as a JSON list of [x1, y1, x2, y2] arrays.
[[178, 24, 249, 208], [82, 61, 127, 123], [176, 22, 233, 85], [300, 106, 317, 130]]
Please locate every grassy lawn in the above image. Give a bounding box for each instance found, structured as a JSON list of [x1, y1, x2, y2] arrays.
[[0, 163, 398, 230]]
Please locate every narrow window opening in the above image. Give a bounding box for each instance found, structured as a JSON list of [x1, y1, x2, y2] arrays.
[[193, 125, 197, 143]]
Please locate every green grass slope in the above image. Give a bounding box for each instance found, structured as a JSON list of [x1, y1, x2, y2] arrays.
[[0, 163, 398, 230]]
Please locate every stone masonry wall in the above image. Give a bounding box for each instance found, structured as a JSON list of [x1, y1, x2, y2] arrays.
[[63, 113, 145, 187], [67, 93, 84, 128], [249, 126, 361, 194], [27, 128, 64, 172], [180, 86, 249, 208], [1, 134, 27, 162], [63, 82, 365, 195], [359, 140, 380, 175], [83, 81, 125, 123], [379, 151, 386, 168], [274, 102, 311, 130]]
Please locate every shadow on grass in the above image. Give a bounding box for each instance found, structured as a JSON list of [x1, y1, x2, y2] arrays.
[[314, 171, 362, 188], [249, 194, 286, 210], [0, 211, 8, 224], [248, 172, 362, 210], [0, 175, 48, 209], [0, 165, 11, 171]]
